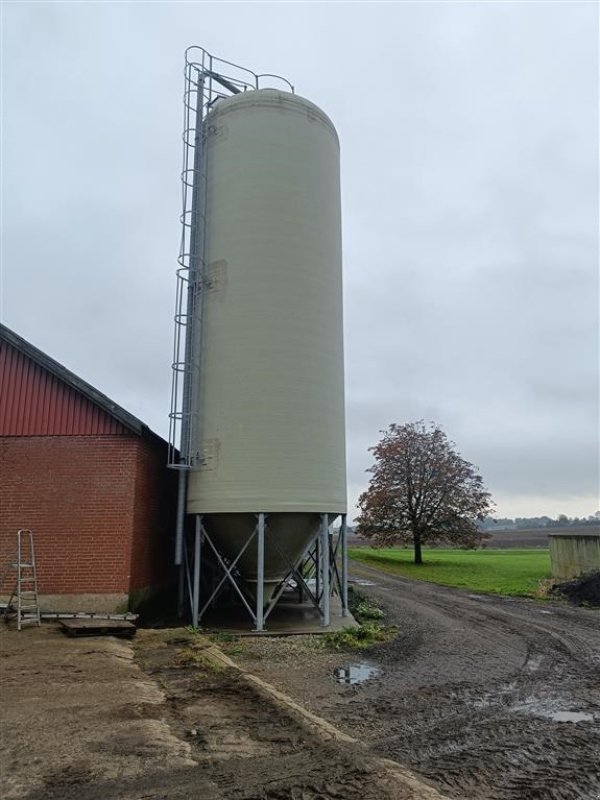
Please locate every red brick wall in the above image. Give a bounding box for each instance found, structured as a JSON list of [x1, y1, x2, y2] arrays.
[[0, 434, 175, 601], [0, 436, 125, 595]]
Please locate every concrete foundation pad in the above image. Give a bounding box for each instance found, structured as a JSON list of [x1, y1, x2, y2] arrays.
[[200, 594, 355, 635], [0, 593, 129, 614]]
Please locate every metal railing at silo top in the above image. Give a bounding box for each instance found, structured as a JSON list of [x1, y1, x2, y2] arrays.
[[168, 47, 294, 470]]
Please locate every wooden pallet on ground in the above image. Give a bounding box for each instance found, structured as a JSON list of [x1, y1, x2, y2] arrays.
[[60, 618, 137, 638]]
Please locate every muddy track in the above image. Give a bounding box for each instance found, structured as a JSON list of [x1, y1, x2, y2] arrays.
[[3, 625, 441, 800], [337, 564, 600, 800], [4, 580, 597, 800], [137, 634, 432, 800]]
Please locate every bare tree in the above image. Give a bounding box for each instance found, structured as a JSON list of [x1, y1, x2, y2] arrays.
[[356, 421, 494, 564]]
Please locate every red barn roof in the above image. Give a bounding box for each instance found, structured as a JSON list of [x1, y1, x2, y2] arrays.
[[0, 324, 160, 439]]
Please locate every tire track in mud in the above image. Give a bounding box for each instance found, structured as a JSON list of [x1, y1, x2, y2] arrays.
[[332, 564, 600, 800], [353, 562, 600, 669]]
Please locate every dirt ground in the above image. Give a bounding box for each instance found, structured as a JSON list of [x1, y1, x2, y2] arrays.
[[1, 565, 599, 800], [0, 622, 443, 800], [0, 625, 208, 800], [232, 563, 600, 800]]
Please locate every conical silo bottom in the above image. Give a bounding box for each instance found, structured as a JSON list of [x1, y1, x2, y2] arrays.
[[203, 513, 322, 607]]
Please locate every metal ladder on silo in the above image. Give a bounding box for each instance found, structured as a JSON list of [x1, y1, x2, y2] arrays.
[[4, 530, 41, 630]]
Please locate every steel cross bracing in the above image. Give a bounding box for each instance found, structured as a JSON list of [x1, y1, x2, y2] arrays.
[[180, 513, 348, 631], [300, 517, 349, 618]]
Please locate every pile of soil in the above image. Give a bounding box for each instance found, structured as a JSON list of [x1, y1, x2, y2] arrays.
[[551, 571, 600, 608]]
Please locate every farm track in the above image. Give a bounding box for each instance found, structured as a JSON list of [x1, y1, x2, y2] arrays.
[[337, 563, 600, 800], [3, 567, 598, 800], [131, 631, 449, 800], [355, 563, 599, 665], [0, 625, 441, 800]]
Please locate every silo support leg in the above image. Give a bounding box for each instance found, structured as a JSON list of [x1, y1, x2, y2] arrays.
[[177, 566, 185, 618], [340, 514, 348, 617], [320, 514, 330, 627], [192, 515, 202, 628], [255, 513, 265, 632]]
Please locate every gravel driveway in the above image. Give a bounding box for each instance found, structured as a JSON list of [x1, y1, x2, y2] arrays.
[[235, 562, 600, 800], [2, 566, 598, 800]]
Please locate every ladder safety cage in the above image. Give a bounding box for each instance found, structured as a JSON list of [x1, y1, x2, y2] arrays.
[[168, 47, 294, 469]]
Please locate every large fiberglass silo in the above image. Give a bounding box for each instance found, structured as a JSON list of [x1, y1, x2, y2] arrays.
[[169, 48, 347, 630]]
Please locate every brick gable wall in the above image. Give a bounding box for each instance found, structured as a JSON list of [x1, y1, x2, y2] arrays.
[[0, 333, 176, 611], [0, 436, 136, 596]]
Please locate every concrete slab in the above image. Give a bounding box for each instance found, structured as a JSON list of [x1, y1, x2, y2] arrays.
[[200, 595, 355, 635]]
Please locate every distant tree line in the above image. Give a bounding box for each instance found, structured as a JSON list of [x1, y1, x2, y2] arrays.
[[479, 513, 600, 531]]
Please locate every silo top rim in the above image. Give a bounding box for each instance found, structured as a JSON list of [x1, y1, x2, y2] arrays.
[[207, 88, 339, 144]]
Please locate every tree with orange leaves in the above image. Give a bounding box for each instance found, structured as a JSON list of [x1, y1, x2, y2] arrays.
[[356, 421, 494, 564]]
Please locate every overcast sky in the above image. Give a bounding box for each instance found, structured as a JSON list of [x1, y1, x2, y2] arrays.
[[2, 1, 598, 519]]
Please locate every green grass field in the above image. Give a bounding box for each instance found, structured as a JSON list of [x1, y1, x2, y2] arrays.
[[349, 547, 551, 597]]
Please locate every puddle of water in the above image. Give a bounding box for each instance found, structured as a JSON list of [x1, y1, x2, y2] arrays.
[[334, 662, 380, 685], [350, 579, 377, 587], [551, 711, 594, 723], [512, 700, 595, 723], [538, 609, 552, 614], [465, 688, 595, 726]]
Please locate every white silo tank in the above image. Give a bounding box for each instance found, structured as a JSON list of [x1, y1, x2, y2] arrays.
[[186, 88, 346, 604]]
